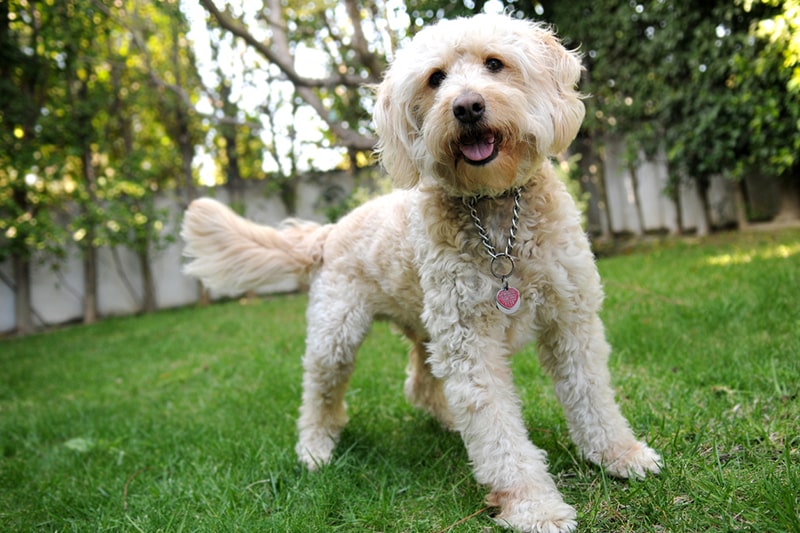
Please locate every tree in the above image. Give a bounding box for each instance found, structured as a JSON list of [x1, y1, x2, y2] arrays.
[[196, 0, 387, 155], [1, 0, 208, 331], [745, 0, 800, 92], [202, 25, 274, 211], [736, 0, 800, 197], [67, 0, 208, 317], [525, 0, 799, 230], [1, 0, 74, 333], [190, 0, 503, 220]]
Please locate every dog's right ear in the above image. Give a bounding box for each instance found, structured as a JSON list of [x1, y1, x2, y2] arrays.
[[373, 72, 421, 189]]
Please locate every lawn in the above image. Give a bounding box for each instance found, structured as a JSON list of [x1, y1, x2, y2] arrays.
[[1, 229, 799, 532]]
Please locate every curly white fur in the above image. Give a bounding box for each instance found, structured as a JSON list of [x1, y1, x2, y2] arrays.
[[182, 13, 661, 533]]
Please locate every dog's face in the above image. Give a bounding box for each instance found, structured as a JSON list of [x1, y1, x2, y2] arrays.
[[375, 14, 585, 197]]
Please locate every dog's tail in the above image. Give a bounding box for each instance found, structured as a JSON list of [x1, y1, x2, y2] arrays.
[[181, 198, 332, 294]]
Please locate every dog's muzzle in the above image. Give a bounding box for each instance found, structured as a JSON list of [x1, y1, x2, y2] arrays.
[[453, 92, 499, 165]]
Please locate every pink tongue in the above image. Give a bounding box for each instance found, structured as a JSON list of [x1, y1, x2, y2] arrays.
[[460, 135, 495, 161]]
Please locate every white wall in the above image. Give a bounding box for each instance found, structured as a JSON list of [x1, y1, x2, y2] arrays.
[[1, 172, 354, 333], [602, 136, 738, 235], [0, 262, 15, 332]]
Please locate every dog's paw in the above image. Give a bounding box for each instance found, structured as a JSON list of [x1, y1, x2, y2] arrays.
[[594, 440, 662, 479], [295, 434, 337, 471], [493, 499, 577, 533], [489, 490, 577, 533]]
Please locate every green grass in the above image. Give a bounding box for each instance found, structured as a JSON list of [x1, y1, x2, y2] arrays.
[[2, 229, 799, 532]]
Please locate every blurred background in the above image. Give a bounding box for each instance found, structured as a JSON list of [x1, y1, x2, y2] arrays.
[[1, 0, 798, 334]]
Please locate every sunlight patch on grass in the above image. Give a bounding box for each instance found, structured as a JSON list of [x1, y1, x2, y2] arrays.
[[703, 240, 800, 266]]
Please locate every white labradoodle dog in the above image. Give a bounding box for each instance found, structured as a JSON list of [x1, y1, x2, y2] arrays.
[[182, 13, 661, 532]]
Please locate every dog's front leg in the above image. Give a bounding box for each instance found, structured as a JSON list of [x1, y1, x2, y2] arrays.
[[537, 312, 662, 479], [426, 320, 577, 532]]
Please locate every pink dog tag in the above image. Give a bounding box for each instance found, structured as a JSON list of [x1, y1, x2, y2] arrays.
[[496, 286, 521, 314]]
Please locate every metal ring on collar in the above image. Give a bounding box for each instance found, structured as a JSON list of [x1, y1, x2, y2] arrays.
[[490, 253, 515, 279]]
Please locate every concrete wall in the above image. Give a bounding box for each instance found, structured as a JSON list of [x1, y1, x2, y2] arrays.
[[601, 136, 738, 235], [0, 172, 355, 334]]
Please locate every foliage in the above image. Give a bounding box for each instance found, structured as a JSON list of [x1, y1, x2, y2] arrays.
[[0, 0, 73, 262], [0, 0, 203, 293], [745, 0, 800, 92], [197, 0, 800, 223], [1, 229, 799, 531], [533, 0, 800, 187]]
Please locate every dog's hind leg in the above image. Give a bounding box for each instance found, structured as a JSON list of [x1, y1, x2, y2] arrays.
[[295, 279, 372, 470], [537, 313, 662, 479], [403, 335, 454, 429]]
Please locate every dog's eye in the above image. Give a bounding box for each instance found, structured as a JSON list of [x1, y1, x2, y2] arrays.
[[485, 58, 504, 73], [428, 70, 446, 89]]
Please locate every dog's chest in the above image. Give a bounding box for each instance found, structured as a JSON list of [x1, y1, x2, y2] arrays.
[[412, 189, 589, 320], [445, 214, 546, 314]]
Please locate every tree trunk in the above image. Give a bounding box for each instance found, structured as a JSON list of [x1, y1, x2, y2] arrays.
[[138, 244, 156, 313], [667, 176, 684, 236], [675, 189, 684, 235], [734, 180, 750, 229], [13, 254, 34, 335], [83, 235, 98, 324], [575, 134, 612, 239], [220, 81, 245, 211], [179, 129, 196, 206], [279, 179, 299, 217], [696, 178, 712, 236], [627, 163, 646, 235], [82, 148, 99, 324]]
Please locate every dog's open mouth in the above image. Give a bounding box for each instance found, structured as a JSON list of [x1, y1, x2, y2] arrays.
[[458, 131, 498, 166]]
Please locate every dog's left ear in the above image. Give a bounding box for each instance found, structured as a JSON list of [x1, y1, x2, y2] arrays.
[[373, 72, 421, 189], [533, 28, 586, 155]]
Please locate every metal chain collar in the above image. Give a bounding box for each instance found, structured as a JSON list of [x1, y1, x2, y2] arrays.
[[465, 187, 522, 288]]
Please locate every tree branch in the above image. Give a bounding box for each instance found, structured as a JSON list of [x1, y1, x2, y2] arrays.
[[342, 0, 384, 76], [199, 0, 373, 88], [201, 0, 377, 152]]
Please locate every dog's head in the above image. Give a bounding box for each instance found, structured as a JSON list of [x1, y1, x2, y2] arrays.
[[374, 14, 585, 197]]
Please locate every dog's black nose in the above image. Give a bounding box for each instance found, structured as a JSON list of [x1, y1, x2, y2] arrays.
[[453, 92, 485, 124]]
